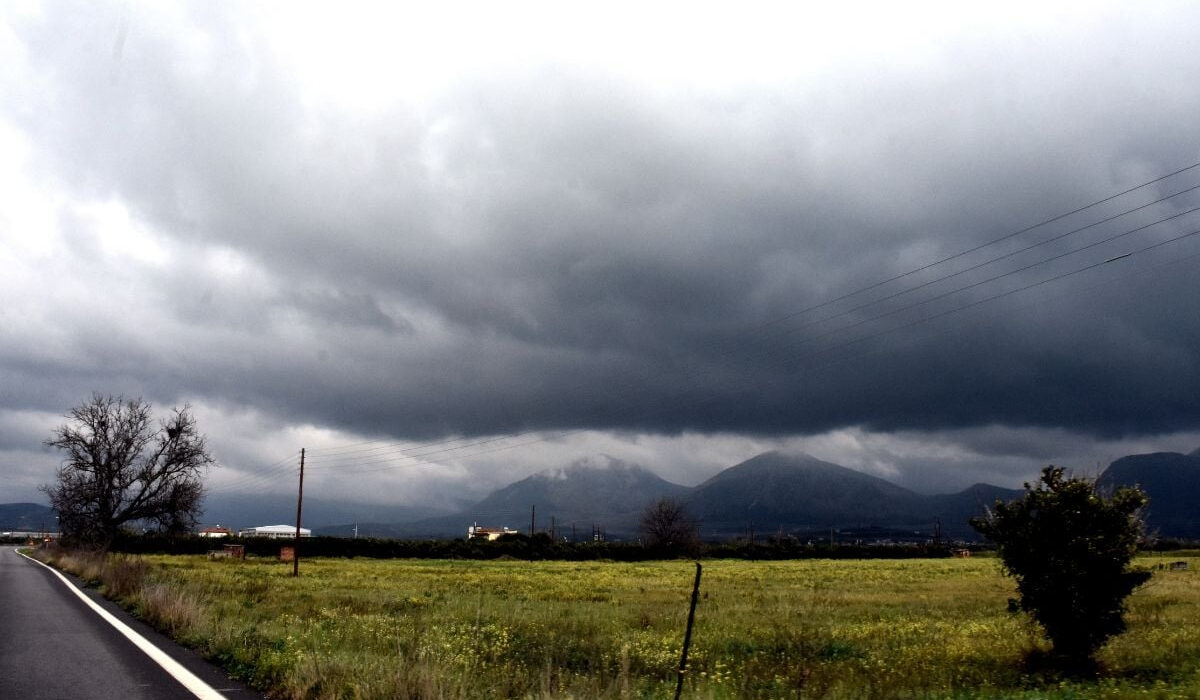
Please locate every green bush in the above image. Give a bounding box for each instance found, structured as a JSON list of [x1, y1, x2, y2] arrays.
[[972, 466, 1151, 662]]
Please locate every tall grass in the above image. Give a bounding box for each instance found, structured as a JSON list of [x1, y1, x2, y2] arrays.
[[33, 548, 1200, 699], [37, 544, 149, 600]]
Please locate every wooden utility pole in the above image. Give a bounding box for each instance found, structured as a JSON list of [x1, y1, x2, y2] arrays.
[[530, 504, 536, 536], [293, 448, 305, 577]]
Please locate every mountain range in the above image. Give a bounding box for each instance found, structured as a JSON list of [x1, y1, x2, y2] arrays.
[[357, 448, 1200, 541], [8, 447, 1200, 541], [686, 452, 1020, 539], [0, 502, 57, 532], [321, 451, 1021, 540]]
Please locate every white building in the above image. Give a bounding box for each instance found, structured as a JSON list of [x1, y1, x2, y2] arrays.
[[468, 524, 519, 541], [238, 524, 312, 539]]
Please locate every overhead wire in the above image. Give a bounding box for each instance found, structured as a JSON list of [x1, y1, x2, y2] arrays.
[[304, 433, 544, 472], [750, 204, 1200, 369], [760, 183, 1200, 345], [206, 451, 301, 494], [770, 236, 1200, 392], [305, 433, 482, 459], [760, 160, 1200, 328], [250, 159, 1200, 478], [767, 225, 1200, 376], [270, 223, 1200, 480]]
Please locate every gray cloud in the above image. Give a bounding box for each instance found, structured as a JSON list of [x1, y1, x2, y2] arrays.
[[4, 3, 1200, 504]]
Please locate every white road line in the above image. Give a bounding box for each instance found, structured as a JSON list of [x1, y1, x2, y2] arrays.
[[15, 548, 226, 700]]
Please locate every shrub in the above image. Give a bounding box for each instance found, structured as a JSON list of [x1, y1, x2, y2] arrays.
[[971, 465, 1150, 662]]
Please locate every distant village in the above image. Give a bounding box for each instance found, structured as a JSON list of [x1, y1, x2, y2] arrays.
[[199, 524, 312, 539]]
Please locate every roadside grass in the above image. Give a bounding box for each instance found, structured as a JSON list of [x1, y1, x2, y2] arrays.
[[32, 548, 1200, 699]]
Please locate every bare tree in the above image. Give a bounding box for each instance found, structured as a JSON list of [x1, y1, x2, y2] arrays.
[[640, 498, 699, 552], [43, 394, 212, 547]]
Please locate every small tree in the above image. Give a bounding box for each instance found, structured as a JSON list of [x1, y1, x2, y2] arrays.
[[43, 394, 213, 548], [640, 498, 699, 553], [971, 466, 1150, 662]]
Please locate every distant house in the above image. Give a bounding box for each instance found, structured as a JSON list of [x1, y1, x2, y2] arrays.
[[198, 526, 233, 538], [468, 523, 519, 541], [238, 524, 312, 539]]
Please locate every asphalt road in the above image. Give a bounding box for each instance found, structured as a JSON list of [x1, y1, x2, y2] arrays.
[[0, 547, 259, 699]]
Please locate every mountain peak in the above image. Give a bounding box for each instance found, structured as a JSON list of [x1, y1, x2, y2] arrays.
[[533, 454, 643, 481], [704, 450, 880, 483], [688, 451, 925, 532], [457, 455, 690, 527]]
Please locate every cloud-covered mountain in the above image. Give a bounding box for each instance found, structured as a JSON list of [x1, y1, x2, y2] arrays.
[[391, 456, 690, 538], [360, 452, 1022, 540], [468, 456, 691, 525]]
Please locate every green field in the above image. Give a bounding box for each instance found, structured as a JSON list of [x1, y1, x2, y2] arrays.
[[38, 550, 1200, 699]]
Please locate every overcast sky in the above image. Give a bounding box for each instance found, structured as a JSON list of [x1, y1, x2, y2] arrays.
[[3, 2, 1200, 511]]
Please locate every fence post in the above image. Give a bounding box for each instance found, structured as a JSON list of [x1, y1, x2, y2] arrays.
[[675, 561, 702, 700]]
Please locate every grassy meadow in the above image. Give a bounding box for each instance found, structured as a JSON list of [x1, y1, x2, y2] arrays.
[[36, 550, 1200, 699]]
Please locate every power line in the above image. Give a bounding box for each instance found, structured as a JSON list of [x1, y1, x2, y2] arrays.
[[753, 205, 1200, 367], [305, 432, 538, 471], [762, 160, 1200, 328], [764, 184, 1200, 344], [766, 225, 1200, 376], [293, 224, 1200, 477], [206, 452, 300, 494], [809, 245, 1200, 379], [308, 431, 575, 477], [305, 432, 478, 458], [280, 160, 1200, 474]]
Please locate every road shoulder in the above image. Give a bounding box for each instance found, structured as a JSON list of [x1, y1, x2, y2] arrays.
[[17, 548, 263, 699]]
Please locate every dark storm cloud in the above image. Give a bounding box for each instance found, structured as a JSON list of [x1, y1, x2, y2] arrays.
[[4, 1, 1200, 456]]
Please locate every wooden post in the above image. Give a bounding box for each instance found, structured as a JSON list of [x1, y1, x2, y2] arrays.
[[293, 448, 305, 577], [674, 562, 702, 700]]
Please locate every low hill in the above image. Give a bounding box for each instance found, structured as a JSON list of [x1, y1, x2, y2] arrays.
[[0, 502, 56, 532], [923, 483, 1024, 537]]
